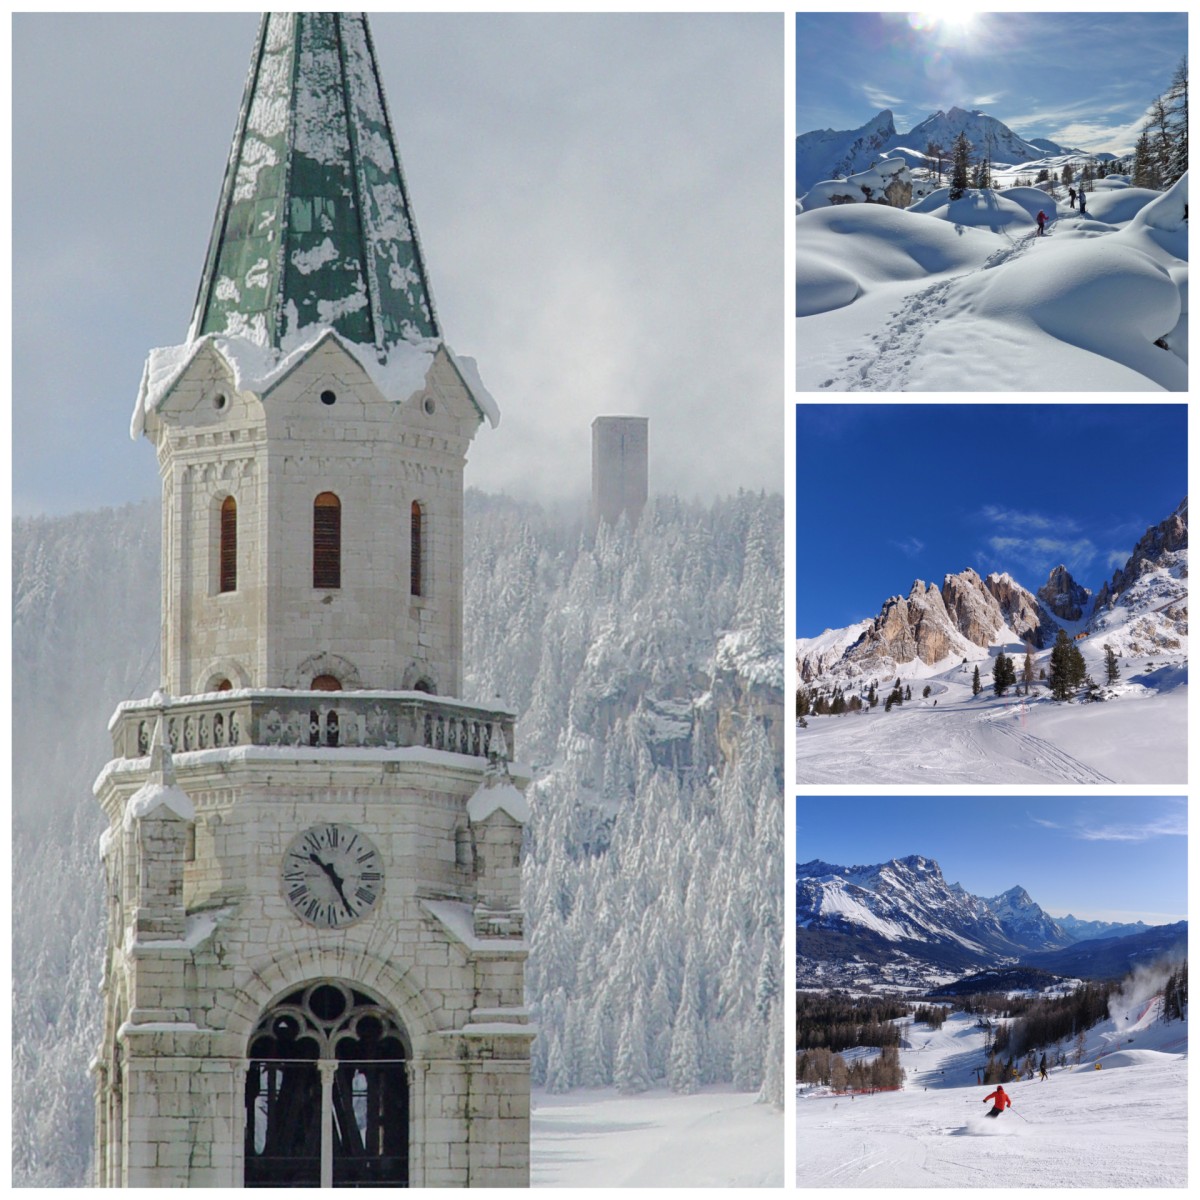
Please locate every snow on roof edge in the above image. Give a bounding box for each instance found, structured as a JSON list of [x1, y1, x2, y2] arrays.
[[131, 329, 461, 438]]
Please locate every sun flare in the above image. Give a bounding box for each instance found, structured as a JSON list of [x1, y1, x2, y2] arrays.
[[910, 10, 980, 44]]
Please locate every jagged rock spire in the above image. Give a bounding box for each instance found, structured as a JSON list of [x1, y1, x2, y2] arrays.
[[190, 12, 439, 355]]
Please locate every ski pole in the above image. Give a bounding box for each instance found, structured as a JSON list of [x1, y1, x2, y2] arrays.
[[1010, 1108, 1030, 1123]]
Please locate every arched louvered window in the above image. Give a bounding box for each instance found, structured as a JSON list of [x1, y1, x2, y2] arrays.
[[311, 675, 341, 692], [220, 496, 237, 593], [313, 493, 341, 589], [410, 501, 424, 597]]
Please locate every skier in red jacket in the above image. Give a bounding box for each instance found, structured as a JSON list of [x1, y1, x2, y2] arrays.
[[983, 1084, 1012, 1117]]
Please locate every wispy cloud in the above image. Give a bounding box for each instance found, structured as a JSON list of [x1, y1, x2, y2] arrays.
[[973, 93, 1003, 107], [1105, 548, 1128, 570], [980, 505, 1078, 534], [1002, 100, 1159, 155], [987, 535, 1096, 572], [1029, 809, 1187, 843], [1077, 815, 1188, 843], [863, 85, 904, 110], [890, 536, 925, 558]]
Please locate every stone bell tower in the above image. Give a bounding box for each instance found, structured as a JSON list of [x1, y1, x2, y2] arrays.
[[92, 13, 531, 1187]]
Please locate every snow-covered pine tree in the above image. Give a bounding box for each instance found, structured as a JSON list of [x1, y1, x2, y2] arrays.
[[949, 132, 971, 200]]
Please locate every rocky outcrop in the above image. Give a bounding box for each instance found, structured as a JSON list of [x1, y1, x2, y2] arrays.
[[940, 568, 1003, 645], [1093, 498, 1188, 612], [1038, 565, 1092, 621], [838, 567, 1059, 672], [801, 158, 913, 211], [847, 580, 961, 668], [984, 572, 1055, 647]]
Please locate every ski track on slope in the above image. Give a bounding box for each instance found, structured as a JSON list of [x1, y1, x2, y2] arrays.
[[980, 720, 1114, 784], [795, 704, 1112, 785], [798, 1011, 1187, 1187], [820, 230, 1041, 391]]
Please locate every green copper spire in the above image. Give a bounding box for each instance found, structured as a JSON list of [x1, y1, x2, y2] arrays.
[[190, 12, 439, 354]]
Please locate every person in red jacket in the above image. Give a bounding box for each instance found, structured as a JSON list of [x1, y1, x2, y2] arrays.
[[983, 1084, 1012, 1117], [1036, 210, 1047, 236]]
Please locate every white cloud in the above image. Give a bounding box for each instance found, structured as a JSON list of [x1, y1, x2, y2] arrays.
[[890, 536, 925, 558]]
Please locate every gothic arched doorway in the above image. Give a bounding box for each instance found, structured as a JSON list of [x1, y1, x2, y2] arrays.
[[244, 981, 410, 1187]]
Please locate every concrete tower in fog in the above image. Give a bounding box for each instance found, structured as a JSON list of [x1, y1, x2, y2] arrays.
[[591, 416, 648, 528]]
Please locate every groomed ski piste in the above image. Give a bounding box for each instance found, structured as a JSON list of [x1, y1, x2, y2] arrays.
[[796, 639, 1186, 785], [796, 172, 1188, 391], [531, 1088, 783, 1186], [797, 988, 1187, 1187]]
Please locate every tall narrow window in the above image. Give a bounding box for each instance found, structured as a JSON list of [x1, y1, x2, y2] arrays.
[[410, 501, 424, 597], [313, 493, 341, 589], [220, 496, 237, 593]]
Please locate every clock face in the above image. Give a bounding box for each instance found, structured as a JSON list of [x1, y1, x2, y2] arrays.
[[282, 823, 384, 928]]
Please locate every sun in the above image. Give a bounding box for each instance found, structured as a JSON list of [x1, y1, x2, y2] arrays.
[[909, 11, 981, 44]]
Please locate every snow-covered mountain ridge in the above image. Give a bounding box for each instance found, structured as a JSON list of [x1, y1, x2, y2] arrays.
[[797, 105, 1082, 194], [799, 499, 1187, 685], [797, 854, 1070, 969]]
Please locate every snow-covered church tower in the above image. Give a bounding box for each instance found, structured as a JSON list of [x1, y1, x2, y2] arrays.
[[92, 13, 531, 1187]]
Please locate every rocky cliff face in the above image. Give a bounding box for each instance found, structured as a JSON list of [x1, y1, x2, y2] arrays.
[[845, 580, 961, 670], [836, 569, 1055, 673], [1093, 498, 1188, 612], [1038, 565, 1092, 621], [983, 572, 1055, 647]]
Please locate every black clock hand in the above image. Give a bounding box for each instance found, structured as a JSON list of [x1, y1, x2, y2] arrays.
[[310, 852, 353, 912]]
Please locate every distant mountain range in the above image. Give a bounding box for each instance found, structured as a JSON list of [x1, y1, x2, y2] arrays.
[[796, 105, 1111, 195], [797, 854, 1187, 987], [798, 499, 1187, 686]]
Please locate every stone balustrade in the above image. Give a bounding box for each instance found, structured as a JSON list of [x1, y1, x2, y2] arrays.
[[110, 691, 515, 763]]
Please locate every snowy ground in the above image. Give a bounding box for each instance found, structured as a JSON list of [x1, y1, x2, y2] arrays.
[[796, 174, 1187, 391], [796, 648, 1186, 785], [532, 1087, 784, 1187], [798, 999, 1187, 1187]]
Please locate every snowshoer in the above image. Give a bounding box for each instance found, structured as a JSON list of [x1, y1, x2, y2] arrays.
[[1069, 186, 1077, 209], [1038, 1054, 1048, 1081], [983, 1085, 1012, 1118], [1036, 210, 1047, 236], [1078, 190, 1087, 215]]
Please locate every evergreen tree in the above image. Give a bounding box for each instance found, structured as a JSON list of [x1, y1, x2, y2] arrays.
[[904, 684, 911, 700], [992, 651, 1015, 696], [1132, 130, 1158, 189], [1022, 650, 1035, 695], [972, 664, 981, 695], [1104, 644, 1120, 685], [949, 131, 971, 199], [1162, 56, 1188, 185], [925, 139, 946, 184], [1062, 162, 1074, 187], [615, 996, 653, 1094], [1049, 628, 1086, 700], [867, 682, 877, 707]]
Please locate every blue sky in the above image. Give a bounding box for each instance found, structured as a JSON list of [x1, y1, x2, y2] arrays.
[[796, 404, 1187, 635], [797, 11, 1188, 154], [797, 796, 1187, 923]]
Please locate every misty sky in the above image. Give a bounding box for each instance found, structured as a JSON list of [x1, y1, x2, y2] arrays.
[[797, 11, 1188, 155], [798, 796, 1187, 924], [13, 13, 783, 516]]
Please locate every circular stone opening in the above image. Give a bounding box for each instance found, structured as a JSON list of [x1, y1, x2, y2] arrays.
[[214, 393, 228, 411], [422, 396, 435, 415], [320, 389, 337, 406]]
